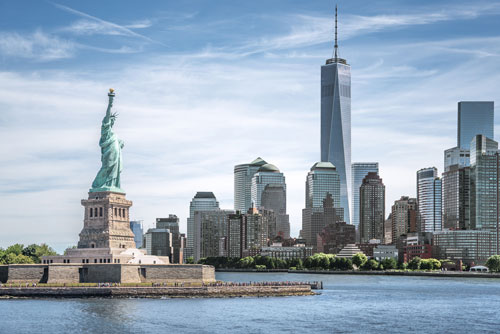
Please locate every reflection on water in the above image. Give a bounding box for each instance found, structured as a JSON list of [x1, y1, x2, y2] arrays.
[[2, 273, 500, 334]]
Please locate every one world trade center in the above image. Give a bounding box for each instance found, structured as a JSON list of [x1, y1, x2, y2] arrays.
[[320, 6, 351, 223]]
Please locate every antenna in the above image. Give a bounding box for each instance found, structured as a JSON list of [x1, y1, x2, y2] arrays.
[[334, 4, 338, 61]]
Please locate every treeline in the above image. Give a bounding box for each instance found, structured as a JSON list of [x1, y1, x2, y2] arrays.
[[0, 244, 58, 264], [198, 253, 449, 271]]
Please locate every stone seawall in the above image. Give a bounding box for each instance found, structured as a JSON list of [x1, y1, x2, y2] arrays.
[[0, 285, 313, 298]]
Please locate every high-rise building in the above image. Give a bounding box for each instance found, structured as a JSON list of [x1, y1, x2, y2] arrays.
[[251, 163, 288, 238], [261, 184, 289, 239], [391, 197, 418, 244], [186, 192, 219, 259], [444, 147, 470, 171], [351, 163, 379, 228], [317, 221, 356, 254], [458, 101, 494, 150], [305, 162, 341, 213], [129, 220, 144, 248], [143, 228, 173, 259], [302, 194, 343, 252], [417, 167, 442, 232], [359, 172, 385, 243], [234, 157, 267, 212], [442, 165, 470, 230], [156, 215, 184, 263], [470, 135, 500, 238], [320, 7, 351, 223], [193, 209, 233, 262]]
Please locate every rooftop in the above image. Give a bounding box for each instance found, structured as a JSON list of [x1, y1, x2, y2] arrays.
[[310, 161, 336, 171], [258, 163, 280, 173], [194, 192, 216, 199]]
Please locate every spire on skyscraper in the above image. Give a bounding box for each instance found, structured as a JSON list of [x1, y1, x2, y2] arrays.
[[334, 4, 338, 61]]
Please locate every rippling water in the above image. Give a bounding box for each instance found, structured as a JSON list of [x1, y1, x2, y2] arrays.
[[2, 273, 500, 333]]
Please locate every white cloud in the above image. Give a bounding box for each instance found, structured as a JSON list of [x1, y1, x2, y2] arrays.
[[0, 30, 75, 61]]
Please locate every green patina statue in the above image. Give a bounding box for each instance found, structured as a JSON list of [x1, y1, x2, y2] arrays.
[[90, 89, 125, 193]]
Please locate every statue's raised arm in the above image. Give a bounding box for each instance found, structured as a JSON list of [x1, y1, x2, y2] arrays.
[[90, 89, 125, 194]]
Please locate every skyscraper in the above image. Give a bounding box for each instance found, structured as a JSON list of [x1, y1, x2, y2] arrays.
[[458, 101, 494, 150], [391, 196, 418, 244], [442, 165, 470, 230], [359, 172, 385, 243], [156, 215, 184, 263], [186, 192, 220, 259], [305, 162, 341, 214], [129, 220, 143, 248], [193, 209, 233, 262], [417, 168, 442, 232], [320, 6, 351, 223], [234, 157, 267, 212], [351, 162, 379, 228]]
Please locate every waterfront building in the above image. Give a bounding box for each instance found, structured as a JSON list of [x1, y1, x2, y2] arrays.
[[130, 220, 144, 248], [336, 244, 363, 258], [305, 162, 341, 212], [457, 101, 494, 150], [316, 221, 356, 254], [320, 7, 351, 223], [434, 230, 497, 265], [193, 209, 233, 262], [351, 163, 379, 229], [234, 157, 267, 212], [302, 194, 343, 252], [186, 192, 220, 259], [143, 228, 173, 258], [470, 135, 500, 239], [261, 184, 289, 239], [356, 241, 380, 257], [156, 215, 184, 263], [391, 197, 418, 244], [260, 244, 313, 260], [359, 172, 385, 243], [373, 245, 398, 261], [244, 208, 274, 254], [444, 147, 470, 171], [442, 165, 470, 230], [417, 167, 442, 232], [227, 212, 244, 258]]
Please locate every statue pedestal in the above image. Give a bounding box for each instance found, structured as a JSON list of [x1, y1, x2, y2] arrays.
[[78, 191, 136, 249]]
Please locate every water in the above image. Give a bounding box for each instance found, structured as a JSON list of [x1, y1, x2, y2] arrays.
[[1, 272, 500, 333]]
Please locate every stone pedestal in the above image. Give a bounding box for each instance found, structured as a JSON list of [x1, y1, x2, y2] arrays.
[[79, 191, 136, 249]]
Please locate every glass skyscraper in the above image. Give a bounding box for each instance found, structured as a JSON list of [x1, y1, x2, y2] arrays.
[[129, 220, 143, 248], [305, 162, 341, 212], [417, 167, 442, 232], [234, 157, 267, 213], [251, 164, 286, 209], [320, 11, 351, 223], [186, 192, 219, 259], [351, 162, 379, 228], [458, 101, 494, 150]]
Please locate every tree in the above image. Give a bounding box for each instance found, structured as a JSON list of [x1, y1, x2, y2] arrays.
[[380, 258, 397, 270], [363, 259, 380, 271], [408, 257, 421, 270], [352, 253, 368, 268], [186, 257, 195, 264], [6, 244, 24, 256], [4, 253, 34, 264], [486, 255, 500, 272]]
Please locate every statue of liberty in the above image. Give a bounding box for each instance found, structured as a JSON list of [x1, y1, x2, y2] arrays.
[[90, 89, 125, 193]]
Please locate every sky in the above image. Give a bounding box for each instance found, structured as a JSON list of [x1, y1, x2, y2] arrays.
[[1, 0, 500, 253]]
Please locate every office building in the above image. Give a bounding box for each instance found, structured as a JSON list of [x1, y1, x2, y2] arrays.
[[129, 220, 143, 249], [186, 192, 220, 259], [442, 165, 470, 230], [470, 135, 500, 235], [359, 172, 385, 243], [143, 228, 173, 259], [391, 197, 418, 244], [320, 7, 351, 223], [434, 230, 497, 264], [351, 162, 379, 228], [156, 215, 184, 263], [306, 162, 341, 212], [234, 157, 267, 212], [317, 221, 356, 254], [444, 147, 470, 171], [193, 209, 233, 262], [261, 184, 289, 239], [417, 167, 442, 232], [458, 101, 494, 150], [373, 245, 398, 261], [302, 194, 343, 252]]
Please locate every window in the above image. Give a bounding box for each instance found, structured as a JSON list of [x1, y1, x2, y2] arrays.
[[94, 208, 98, 217], [100, 207, 103, 217], [114, 208, 117, 216], [99, 259, 103, 263], [107, 259, 111, 263], [82, 259, 85, 263], [90, 208, 93, 217], [94, 259, 97, 263]]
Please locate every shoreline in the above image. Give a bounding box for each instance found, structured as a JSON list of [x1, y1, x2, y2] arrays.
[[0, 285, 315, 299], [216, 268, 500, 279]]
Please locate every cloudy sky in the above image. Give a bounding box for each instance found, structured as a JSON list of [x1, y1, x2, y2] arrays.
[[1, 0, 500, 252]]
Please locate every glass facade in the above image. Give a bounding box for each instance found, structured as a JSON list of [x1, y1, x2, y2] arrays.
[[417, 167, 442, 232], [261, 184, 289, 239], [470, 135, 500, 233], [444, 147, 470, 171], [186, 192, 219, 259], [234, 157, 267, 212], [305, 162, 341, 211], [129, 220, 143, 248], [442, 165, 470, 230], [321, 58, 351, 223], [458, 101, 494, 150], [351, 162, 379, 228], [434, 230, 498, 264], [251, 165, 286, 209], [359, 172, 385, 243], [193, 209, 232, 262]]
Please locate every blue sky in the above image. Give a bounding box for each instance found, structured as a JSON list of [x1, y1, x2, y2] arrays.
[[1, 0, 500, 252]]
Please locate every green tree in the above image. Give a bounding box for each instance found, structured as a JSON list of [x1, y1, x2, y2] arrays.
[[185, 257, 195, 264], [486, 255, 500, 272], [6, 244, 24, 256], [380, 258, 397, 270], [4, 253, 34, 264], [408, 257, 421, 270], [363, 259, 380, 271], [352, 253, 368, 268]]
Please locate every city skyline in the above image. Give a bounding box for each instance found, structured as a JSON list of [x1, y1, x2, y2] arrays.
[[1, 1, 500, 251]]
